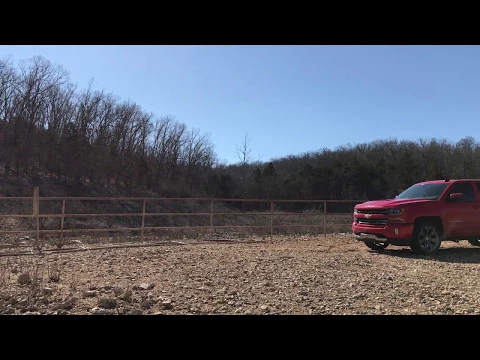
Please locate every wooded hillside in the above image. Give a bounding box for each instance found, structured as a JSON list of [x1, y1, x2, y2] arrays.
[[1, 55, 478, 204]]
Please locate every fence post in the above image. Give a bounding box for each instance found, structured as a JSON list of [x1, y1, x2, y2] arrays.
[[33, 187, 40, 250], [323, 201, 327, 238], [60, 199, 66, 245], [270, 201, 274, 240], [141, 199, 146, 242], [210, 199, 214, 240]]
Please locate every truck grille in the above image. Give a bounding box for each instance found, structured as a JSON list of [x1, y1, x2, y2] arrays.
[[356, 209, 389, 215], [357, 219, 388, 226]]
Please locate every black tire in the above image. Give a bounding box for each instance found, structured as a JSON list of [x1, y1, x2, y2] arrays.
[[364, 241, 388, 251], [467, 238, 480, 247], [410, 221, 442, 255]]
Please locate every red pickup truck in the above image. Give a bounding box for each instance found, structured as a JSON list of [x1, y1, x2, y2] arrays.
[[352, 179, 480, 255]]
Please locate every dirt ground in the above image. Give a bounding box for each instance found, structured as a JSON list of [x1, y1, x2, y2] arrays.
[[1, 234, 480, 315]]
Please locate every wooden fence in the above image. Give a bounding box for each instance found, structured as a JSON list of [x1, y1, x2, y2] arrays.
[[0, 187, 364, 250]]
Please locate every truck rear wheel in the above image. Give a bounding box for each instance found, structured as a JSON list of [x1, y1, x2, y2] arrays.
[[410, 222, 442, 255], [364, 241, 388, 251]]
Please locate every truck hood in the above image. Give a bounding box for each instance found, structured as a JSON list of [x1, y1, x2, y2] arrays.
[[355, 198, 433, 209]]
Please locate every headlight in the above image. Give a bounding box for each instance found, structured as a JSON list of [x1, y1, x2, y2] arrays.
[[387, 208, 404, 215], [354, 209, 358, 214]]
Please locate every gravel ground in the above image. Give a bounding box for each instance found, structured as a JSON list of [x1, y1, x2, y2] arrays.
[[1, 234, 480, 315]]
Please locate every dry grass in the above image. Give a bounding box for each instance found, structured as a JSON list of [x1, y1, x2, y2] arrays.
[[0, 208, 353, 250]]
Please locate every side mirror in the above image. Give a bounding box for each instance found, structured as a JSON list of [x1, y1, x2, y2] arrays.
[[448, 192, 464, 200]]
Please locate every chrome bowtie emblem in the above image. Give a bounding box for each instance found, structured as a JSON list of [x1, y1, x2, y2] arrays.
[[365, 214, 372, 218]]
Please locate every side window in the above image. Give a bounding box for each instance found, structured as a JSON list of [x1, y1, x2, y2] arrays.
[[448, 183, 475, 202]]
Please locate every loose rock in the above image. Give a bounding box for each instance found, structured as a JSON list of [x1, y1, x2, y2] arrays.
[[18, 273, 30, 285], [54, 299, 74, 311], [2, 235, 480, 315], [97, 298, 117, 309], [83, 290, 97, 298], [161, 300, 173, 310]]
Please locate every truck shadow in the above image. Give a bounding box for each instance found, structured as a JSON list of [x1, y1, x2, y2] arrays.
[[377, 247, 480, 264]]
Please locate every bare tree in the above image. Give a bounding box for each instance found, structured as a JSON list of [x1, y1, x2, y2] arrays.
[[0, 56, 18, 123], [181, 127, 214, 197], [236, 133, 254, 198], [0, 56, 19, 171]]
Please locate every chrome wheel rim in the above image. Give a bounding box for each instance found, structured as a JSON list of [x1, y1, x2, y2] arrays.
[[418, 226, 440, 252]]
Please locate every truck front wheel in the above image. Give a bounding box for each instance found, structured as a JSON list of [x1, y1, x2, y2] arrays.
[[410, 222, 442, 255]]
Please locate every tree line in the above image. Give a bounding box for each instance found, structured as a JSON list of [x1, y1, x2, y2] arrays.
[[1, 55, 479, 207], [0, 55, 216, 197]]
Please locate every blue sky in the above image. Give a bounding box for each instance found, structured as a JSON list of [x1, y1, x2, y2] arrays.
[[2, 45, 480, 164]]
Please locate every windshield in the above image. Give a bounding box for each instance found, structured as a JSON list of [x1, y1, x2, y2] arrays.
[[396, 183, 448, 200]]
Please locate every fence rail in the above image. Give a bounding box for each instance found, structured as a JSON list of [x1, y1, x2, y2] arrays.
[[0, 187, 364, 250]]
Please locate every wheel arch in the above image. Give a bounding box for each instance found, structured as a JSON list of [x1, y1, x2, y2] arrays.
[[414, 216, 443, 235]]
